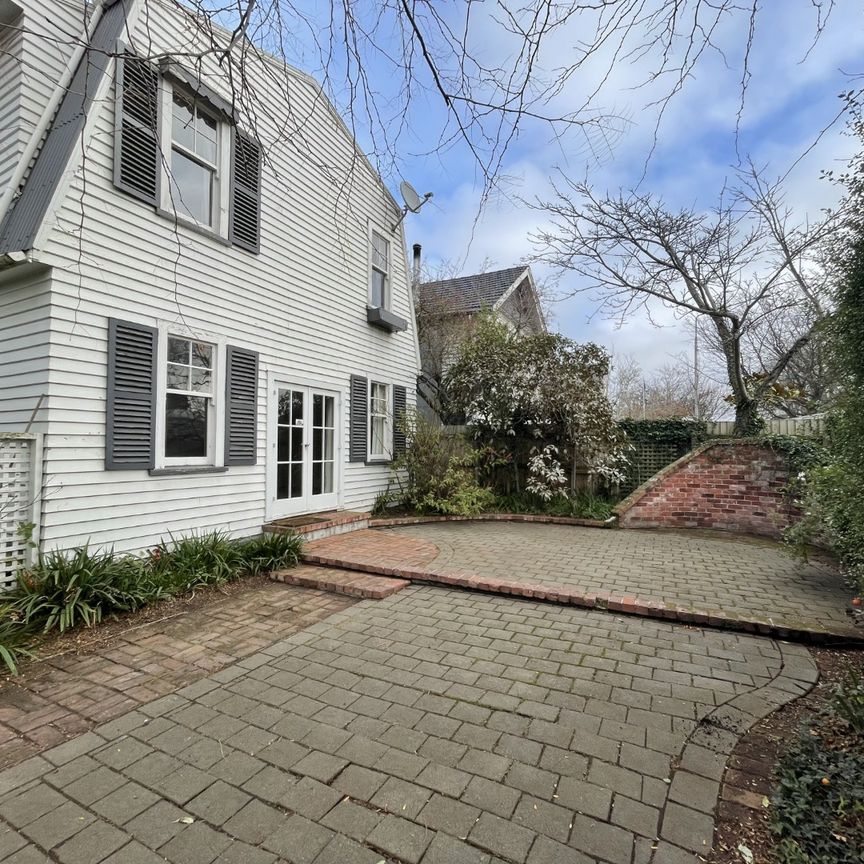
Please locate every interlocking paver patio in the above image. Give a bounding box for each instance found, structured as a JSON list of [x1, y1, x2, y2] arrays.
[[0, 574, 354, 769], [0, 584, 815, 864], [305, 522, 857, 637]]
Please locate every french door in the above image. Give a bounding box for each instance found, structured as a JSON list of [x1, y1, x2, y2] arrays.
[[270, 384, 339, 517]]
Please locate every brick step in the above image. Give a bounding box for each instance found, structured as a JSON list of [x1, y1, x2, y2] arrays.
[[263, 511, 370, 542], [299, 553, 863, 643], [270, 564, 409, 599]]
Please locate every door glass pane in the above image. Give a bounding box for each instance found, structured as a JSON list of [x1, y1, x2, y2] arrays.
[[290, 428, 303, 462], [290, 463, 303, 498], [313, 394, 323, 428], [313, 429, 322, 461], [277, 463, 290, 499], [277, 427, 291, 461], [324, 397, 334, 428], [278, 391, 292, 425], [277, 389, 304, 502], [312, 462, 322, 496], [323, 461, 333, 494], [323, 428, 334, 461]]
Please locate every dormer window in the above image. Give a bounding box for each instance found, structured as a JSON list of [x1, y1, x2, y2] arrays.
[[169, 93, 219, 226], [114, 53, 262, 252]]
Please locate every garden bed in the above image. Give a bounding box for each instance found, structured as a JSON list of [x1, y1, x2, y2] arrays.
[[1, 572, 272, 681], [706, 646, 864, 864], [1, 531, 303, 674]]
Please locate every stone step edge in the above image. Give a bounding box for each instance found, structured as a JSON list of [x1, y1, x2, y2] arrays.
[[271, 566, 409, 600], [300, 552, 863, 644], [370, 513, 616, 529]]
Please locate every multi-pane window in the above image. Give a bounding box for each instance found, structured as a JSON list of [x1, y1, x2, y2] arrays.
[[165, 337, 213, 459], [370, 382, 389, 459], [370, 231, 390, 308], [276, 389, 304, 499], [170, 92, 219, 225]]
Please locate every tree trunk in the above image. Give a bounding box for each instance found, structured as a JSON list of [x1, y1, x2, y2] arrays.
[[733, 398, 762, 437]]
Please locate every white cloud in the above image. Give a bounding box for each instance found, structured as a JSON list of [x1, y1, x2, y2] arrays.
[[406, 0, 862, 379]]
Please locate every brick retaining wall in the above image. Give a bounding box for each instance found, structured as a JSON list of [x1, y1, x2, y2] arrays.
[[615, 440, 799, 538]]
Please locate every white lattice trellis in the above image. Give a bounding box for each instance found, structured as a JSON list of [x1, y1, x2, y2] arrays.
[[1, 434, 42, 590]]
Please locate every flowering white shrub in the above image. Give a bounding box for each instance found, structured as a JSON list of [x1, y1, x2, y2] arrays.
[[445, 313, 630, 487], [526, 445, 569, 501]]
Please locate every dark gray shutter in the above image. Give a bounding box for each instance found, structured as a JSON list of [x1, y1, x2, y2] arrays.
[[106, 318, 157, 470], [229, 130, 262, 253], [392, 384, 407, 458], [225, 347, 259, 465], [114, 53, 160, 205], [349, 375, 368, 463]]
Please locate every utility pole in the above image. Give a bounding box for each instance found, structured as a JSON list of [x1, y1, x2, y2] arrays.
[[693, 318, 700, 420]]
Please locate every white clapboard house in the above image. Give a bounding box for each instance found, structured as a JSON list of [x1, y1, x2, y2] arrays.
[[0, 0, 420, 558]]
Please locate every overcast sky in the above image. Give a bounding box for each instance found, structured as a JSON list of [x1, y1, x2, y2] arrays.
[[383, 1, 864, 376]]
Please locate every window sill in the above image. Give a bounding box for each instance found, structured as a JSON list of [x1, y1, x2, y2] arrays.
[[367, 306, 408, 333], [155, 208, 232, 248], [149, 466, 229, 477], [365, 458, 393, 466]]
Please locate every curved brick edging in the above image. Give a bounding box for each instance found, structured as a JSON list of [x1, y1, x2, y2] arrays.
[[370, 513, 616, 529], [299, 551, 863, 643], [655, 641, 819, 860]]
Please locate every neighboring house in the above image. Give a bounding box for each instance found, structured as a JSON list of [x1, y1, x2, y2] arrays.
[[413, 253, 545, 417], [0, 0, 419, 556]]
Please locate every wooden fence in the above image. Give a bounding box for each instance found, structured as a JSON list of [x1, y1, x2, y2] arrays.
[[705, 414, 826, 438]]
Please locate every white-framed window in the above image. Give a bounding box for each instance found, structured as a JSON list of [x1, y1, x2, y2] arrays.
[[161, 84, 231, 233], [165, 336, 215, 464], [169, 92, 218, 226], [369, 380, 391, 459], [369, 229, 390, 309]]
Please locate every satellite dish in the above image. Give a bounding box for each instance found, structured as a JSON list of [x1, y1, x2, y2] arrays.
[[392, 179, 433, 232], [400, 180, 424, 213]]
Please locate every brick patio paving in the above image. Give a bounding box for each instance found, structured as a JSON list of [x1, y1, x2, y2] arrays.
[[0, 573, 354, 770], [304, 523, 858, 639], [0, 584, 816, 864]]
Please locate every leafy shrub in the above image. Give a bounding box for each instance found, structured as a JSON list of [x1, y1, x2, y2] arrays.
[[492, 490, 616, 521], [387, 411, 495, 517], [7, 546, 156, 632], [618, 418, 708, 445], [831, 670, 864, 736], [150, 531, 247, 591], [0, 610, 35, 674], [235, 532, 303, 575], [0, 528, 303, 674], [771, 727, 864, 864]]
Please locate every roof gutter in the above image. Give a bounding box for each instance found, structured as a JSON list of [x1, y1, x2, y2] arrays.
[[0, 0, 112, 233]]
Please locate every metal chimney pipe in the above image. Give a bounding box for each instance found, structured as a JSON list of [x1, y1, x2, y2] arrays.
[[412, 243, 422, 284]]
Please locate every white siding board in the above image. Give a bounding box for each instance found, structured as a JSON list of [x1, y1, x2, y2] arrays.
[[22, 0, 418, 553], [0, 272, 51, 432]]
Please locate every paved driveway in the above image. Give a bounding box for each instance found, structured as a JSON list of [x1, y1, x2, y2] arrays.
[[0, 585, 814, 864], [307, 523, 855, 638]]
